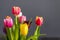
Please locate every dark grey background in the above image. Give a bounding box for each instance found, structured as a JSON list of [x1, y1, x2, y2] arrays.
[[0, 0, 60, 37]]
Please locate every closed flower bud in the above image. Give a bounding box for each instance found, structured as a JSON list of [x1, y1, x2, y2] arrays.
[[18, 15, 26, 23], [4, 16, 13, 28], [12, 6, 21, 16], [20, 23, 28, 36], [35, 16, 43, 26]]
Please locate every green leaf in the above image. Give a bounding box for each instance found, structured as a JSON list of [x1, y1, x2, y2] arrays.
[[40, 34, 46, 36], [27, 35, 38, 40], [27, 33, 46, 40]]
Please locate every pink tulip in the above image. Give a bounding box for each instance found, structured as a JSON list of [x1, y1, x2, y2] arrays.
[[35, 16, 43, 26], [18, 15, 26, 23], [12, 6, 21, 16], [4, 16, 13, 28]]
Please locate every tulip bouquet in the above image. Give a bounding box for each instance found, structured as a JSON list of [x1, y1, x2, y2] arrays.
[[3, 6, 45, 40]]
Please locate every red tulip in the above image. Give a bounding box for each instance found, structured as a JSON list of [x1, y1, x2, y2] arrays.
[[35, 16, 43, 26], [18, 15, 26, 23], [4, 16, 13, 28], [12, 6, 21, 16]]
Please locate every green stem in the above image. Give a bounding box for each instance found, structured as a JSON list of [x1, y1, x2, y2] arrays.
[[6, 28, 13, 40], [6, 27, 10, 40], [16, 16, 18, 25], [9, 28, 14, 40], [14, 16, 19, 40], [34, 26, 40, 35], [15, 27, 19, 40], [20, 35, 26, 40], [34, 26, 40, 40]]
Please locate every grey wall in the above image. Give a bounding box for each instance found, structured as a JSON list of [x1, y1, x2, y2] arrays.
[[0, 0, 60, 37]]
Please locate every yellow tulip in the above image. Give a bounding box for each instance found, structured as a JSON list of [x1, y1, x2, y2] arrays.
[[20, 23, 28, 36]]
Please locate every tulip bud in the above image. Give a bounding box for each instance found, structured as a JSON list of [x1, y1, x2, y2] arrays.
[[35, 16, 43, 26], [18, 15, 26, 23], [20, 23, 28, 36], [12, 6, 21, 16], [4, 16, 13, 28]]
